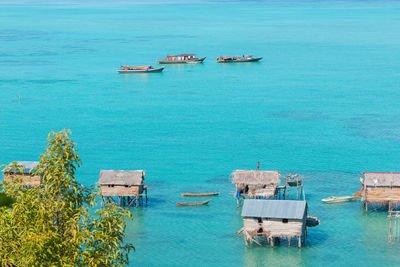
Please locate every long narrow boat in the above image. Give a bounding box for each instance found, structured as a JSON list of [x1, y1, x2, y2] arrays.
[[216, 55, 262, 63], [176, 200, 211, 206], [158, 54, 206, 64], [181, 192, 219, 197], [321, 196, 354, 203], [117, 65, 165, 73]]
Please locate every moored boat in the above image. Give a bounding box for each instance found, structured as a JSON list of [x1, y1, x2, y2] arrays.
[[322, 196, 354, 203], [117, 65, 165, 73], [176, 200, 211, 206], [306, 216, 321, 227], [216, 55, 262, 63], [158, 54, 206, 64], [181, 192, 219, 197]]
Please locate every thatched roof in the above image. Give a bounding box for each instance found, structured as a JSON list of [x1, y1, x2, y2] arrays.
[[99, 170, 145, 186], [363, 172, 400, 187], [231, 170, 280, 186]]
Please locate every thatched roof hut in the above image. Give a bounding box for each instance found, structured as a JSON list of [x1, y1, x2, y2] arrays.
[[2, 161, 41, 186], [357, 172, 400, 211], [99, 170, 147, 207], [363, 172, 400, 187], [240, 199, 308, 248], [99, 170, 144, 186], [232, 170, 280, 199]]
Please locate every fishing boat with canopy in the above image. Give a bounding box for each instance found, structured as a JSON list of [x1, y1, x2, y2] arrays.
[[157, 54, 206, 64]]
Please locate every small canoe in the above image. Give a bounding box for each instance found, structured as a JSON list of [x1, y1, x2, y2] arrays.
[[181, 192, 219, 197], [177, 200, 211, 207], [322, 196, 354, 203], [287, 180, 302, 187], [216, 56, 262, 63], [117, 66, 165, 73], [306, 216, 320, 227]]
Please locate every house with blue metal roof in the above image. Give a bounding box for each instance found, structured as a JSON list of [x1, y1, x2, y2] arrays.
[[240, 199, 308, 248], [2, 161, 41, 186]]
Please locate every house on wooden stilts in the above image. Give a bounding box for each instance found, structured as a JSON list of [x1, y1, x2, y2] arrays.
[[239, 199, 308, 248], [2, 161, 41, 186], [356, 172, 400, 214], [99, 170, 147, 208], [231, 170, 280, 206]]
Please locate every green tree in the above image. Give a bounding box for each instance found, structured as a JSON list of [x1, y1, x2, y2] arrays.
[[0, 130, 134, 266]]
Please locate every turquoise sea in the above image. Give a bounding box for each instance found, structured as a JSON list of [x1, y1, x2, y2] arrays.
[[1, 0, 400, 266]]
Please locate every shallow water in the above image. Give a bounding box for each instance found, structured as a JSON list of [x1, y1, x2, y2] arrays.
[[1, 0, 400, 266]]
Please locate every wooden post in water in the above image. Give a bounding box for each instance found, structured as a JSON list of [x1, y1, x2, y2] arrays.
[[389, 202, 392, 244]]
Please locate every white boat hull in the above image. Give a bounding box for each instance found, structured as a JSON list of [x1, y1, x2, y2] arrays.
[[322, 196, 354, 203]]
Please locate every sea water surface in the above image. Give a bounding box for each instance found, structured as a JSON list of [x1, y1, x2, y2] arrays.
[[1, 0, 400, 266]]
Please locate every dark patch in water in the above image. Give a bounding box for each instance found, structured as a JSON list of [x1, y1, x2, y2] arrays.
[[26, 79, 76, 84], [344, 113, 400, 141], [136, 34, 196, 40], [28, 51, 59, 57], [206, 175, 230, 185], [0, 60, 55, 65], [61, 45, 96, 53], [0, 79, 21, 84], [0, 29, 54, 42], [269, 111, 329, 121]]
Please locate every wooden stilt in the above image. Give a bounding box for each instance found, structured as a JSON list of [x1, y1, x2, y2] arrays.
[[288, 237, 291, 247], [136, 196, 138, 208], [298, 235, 301, 248], [389, 202, 393, 244]]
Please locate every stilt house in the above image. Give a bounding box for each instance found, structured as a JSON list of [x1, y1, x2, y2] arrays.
[[358, 172, 400, 213], [240, 199, 308, 248], [232, 170, 280, 205], [2, 161, 40, 186], [99, 170, 147, 208]]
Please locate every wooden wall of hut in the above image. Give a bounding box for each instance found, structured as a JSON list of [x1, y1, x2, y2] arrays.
[[100, 185, 143, 197], [3, 174, 41, 186]]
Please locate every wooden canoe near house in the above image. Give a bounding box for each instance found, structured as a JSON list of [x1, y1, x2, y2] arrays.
[[181, 192, 219, 197], [176, 200, 211, 207], [216, 55, 262, 63], [117, 65, 165, 73], [157, 54, 206, 64]]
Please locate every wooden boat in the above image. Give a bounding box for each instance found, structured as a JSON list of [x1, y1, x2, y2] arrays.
[[321, 196, 354, 203], [216, 55, 262, 63], [287, 180, 302, 187], [181, 192, 219, 197], [117, 65, 164, 73], [158, 54, 206, 64], [306, 216, 320, 227], [176, 200, 211, 206]]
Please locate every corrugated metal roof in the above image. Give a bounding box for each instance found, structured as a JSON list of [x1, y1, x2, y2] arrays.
[[241, 199, 306, 219], [99, 170, 145, 185], [3, 161, 39, 174]]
